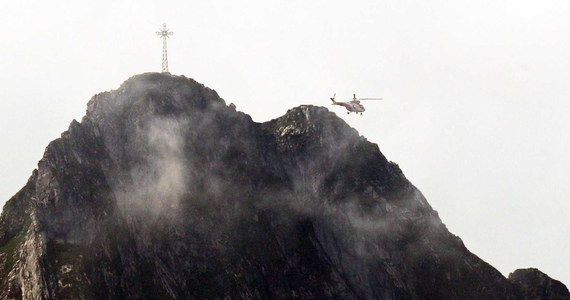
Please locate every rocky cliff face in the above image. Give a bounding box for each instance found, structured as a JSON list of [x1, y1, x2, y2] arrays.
[[0, 73, 567, 299]]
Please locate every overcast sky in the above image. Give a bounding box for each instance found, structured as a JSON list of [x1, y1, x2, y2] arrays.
[[1, 0, 569, 286]]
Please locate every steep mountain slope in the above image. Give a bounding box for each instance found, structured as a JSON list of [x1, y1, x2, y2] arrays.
[[0, 73, 567, 299]]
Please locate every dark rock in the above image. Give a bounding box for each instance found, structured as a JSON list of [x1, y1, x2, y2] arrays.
[[509, 268, 570, 300], [0, 72, 567, 299]]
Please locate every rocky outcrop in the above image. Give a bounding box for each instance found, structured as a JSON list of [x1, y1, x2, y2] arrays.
[[0, 72, 567, 299], [509, 268, 570, 300]]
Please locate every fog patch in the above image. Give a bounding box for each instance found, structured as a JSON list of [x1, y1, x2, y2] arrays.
[[116, 117, 190, 220]]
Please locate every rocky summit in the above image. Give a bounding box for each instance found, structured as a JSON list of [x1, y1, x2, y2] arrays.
[[0, 73, 568, 299]]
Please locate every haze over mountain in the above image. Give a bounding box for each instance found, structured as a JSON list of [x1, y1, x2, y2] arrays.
[[3, 1, 570, 287], [0, 73, 567, 299]]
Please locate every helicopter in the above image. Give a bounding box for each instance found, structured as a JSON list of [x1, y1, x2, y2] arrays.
[[330, 93, 384, 114]]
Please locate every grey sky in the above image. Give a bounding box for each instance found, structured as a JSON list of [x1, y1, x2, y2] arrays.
[[1, 0, 569, 285]]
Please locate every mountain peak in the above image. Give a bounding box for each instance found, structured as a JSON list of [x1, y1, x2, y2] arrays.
[[85, 72, 225, 125], [0, 74, 567, 299]]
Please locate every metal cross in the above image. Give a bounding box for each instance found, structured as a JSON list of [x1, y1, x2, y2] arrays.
[[156, 23, 174, 73]]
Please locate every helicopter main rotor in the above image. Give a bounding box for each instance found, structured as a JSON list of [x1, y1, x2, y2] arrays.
[[353, 94, 383, 101]]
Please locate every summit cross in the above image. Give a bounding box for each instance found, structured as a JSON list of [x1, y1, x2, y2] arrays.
[[156, 23, 174, 73]]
